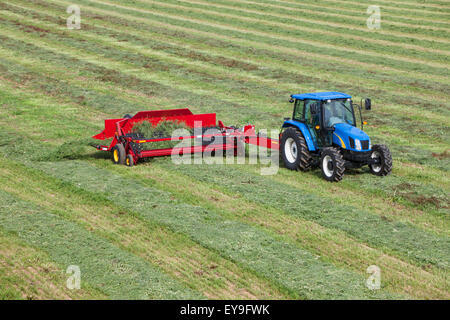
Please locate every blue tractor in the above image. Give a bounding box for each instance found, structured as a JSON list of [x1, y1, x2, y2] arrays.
[[280, 92, 392, 182]]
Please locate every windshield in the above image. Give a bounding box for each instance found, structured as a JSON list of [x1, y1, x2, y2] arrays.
[[323, 99, 355, 127]]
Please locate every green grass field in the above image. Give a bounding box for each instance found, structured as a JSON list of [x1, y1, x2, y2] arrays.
[[0, 0, 448, 299]]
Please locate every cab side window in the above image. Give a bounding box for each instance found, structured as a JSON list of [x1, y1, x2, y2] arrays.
[[304, 99, 320, 146], [292, 100, 304, 120], [304, 99, 319, 127]]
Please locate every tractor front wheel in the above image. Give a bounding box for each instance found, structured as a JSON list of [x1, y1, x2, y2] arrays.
[[369, 144, 392, 176], [280, 128, 312, 171], [320, 147, 345, 182], [112, 144, 126, 165]]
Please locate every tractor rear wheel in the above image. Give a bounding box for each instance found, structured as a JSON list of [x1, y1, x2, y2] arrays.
[[320, 147, 345, 182], [112, 144, 126, 165], [369, 144, 392, 176], [280, 127, 312, 171]]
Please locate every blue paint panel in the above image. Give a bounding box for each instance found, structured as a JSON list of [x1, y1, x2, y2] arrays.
[[291, 92, 351, 101], [282, 120, 317, 151], [333, 123, 371, 152]]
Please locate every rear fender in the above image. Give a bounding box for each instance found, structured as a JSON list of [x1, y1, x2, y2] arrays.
[[282, 120, 316, 151]]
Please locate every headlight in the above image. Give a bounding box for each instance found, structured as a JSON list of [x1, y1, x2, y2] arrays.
[[355, 139, 362, 151]]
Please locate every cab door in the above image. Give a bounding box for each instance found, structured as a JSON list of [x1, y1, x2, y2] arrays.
[[303, 99, 321, 147]]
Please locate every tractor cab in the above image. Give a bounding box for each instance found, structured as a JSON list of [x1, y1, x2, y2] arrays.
[[281, 92, 392, 181], [287, 92, 371, 151]]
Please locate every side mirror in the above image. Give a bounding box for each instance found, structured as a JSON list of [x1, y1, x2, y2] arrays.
[[364, 98, 372, 110], [289, 98, 295, 103], [310, 103, 319, 114]]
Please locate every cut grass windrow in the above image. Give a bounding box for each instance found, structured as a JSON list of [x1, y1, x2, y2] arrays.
[[27, 160, 401, 299], [0, 159, 289, 299], [6, 0, 450, 107], [17, 0, 446, 90], [101, 160, 449, 299], [286, 0, 450, 16], [10, 0, 450, 95], [88, 0, 450, 43], [55, 0, 449, 77], [138, 0, 450, 57], [0, 17, 448, 137], [236, 0, 450, 26], [0, 13, 448, 145], [2, 4, 450, 123], [0, 230, 105, 299], [0, 190, 202, 299], [29, 0, 449, 84], [160, 163, 449, 269], [247, 0, 450, 23]]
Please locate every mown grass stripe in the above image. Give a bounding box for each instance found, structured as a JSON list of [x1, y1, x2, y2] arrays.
[[1, 8, 449, 129], [0, 115, 445, 299], [0, 159, 289, 299], [13, 0, 450, 95], [240, 0, 450, 26], [176, 0, 450, 45], [141, 0, 450, 55], [26, 160, 400, 299], [106, 0, 450, 42], [34, 0, 450, 85], [280, 0, 450, 16], [104, 160, 449, 299], [75, 0, 450, 75], [2, 12, 449, 130], [161, 163, 449, 269], [6, 1, 450, 110], [0, 190, 202, 299], [0, 110, 439, 300], [38, 0, 449, 81], [0, 230, 105, 299]]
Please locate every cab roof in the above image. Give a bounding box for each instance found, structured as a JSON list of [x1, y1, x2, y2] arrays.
[[291, 92, 351, 101]]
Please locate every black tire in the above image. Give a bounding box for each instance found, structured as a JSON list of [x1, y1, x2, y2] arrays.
[[320, 147, 345, 182], [126, 154, 134, 167], [369, 144, 392, 176], [280, 127, 312, 171], [112, 144, 126, 165]]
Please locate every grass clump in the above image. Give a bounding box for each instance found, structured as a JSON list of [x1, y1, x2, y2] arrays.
[[34, 138, 99, 162], [131, 119, 193, 150]]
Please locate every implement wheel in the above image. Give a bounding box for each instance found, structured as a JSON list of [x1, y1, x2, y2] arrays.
[[126, 154, 134, 167], [112, 144, 126, 165], [320, 147, 345, 182], [369, 144, 392, 176], [280, 127, 312, 171]]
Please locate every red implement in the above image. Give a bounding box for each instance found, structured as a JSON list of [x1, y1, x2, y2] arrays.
[[93, 108, 279, 166]]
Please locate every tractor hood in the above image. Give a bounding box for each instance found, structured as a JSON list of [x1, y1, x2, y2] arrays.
[[332, 123, 371, 151]]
